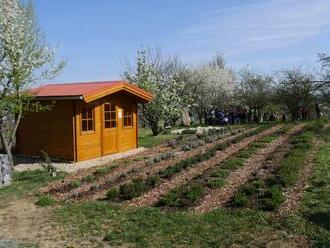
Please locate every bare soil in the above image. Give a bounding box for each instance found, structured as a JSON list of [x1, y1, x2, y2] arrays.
[[0, 198, 105, 248]]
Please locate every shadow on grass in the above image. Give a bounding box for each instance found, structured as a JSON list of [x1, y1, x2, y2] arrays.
[[304, 212, 330, 231]]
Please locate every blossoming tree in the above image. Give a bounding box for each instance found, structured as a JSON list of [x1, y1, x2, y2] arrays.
[[0, 0, 65, 187]]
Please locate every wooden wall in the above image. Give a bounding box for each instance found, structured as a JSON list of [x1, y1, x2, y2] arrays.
[[17, 100, 75, 161], [17, 91, 139, 162], [75, 92, 138, 161]]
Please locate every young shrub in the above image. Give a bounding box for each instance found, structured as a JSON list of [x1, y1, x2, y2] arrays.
[[107, 188, 119, 200], [145, 175, 160, 188], [156, 189, 180, 207], [167, 139, 177, 148], [222, 158, 244, 170], [185, 185, 204, 203], [207, 178, 225, 189], [40, 151, 57, 177], [241, 184, 256, 195], [69, 180, 81, 188], [119, 178, 145, 200], [232, 192, 248, 208], [94, 167, 111, 176], [35, 196, 54, 207], [260, 186, 284, 211], [82, 175, 95, 182]]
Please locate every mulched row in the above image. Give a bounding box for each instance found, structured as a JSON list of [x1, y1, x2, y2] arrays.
[[193, 123, 306, 213], [67, 128, 252, 201], [127, 125, 284, 207], [45, 127, 250, 201]]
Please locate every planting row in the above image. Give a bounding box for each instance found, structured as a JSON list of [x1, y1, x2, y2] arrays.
[[60, 127, 252, 201], [230, 126, 315, 211], [155, 126, 290, 209], [104, 125, 274, 203], [46, 126, 246, 197]]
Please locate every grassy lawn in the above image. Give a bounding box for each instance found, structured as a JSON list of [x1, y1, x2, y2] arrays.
[[138, 128, 176, 148], [0, 170, 66, 208], [55, 203, 280, 247]]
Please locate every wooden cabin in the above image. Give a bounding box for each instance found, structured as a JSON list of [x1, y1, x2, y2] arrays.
[[16, 81, 153, 162]]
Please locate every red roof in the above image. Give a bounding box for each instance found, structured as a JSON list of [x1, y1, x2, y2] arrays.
[[30, 81, 153, 103]]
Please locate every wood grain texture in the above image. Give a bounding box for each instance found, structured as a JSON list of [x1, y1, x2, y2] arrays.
[[17, 91, 139, 162]]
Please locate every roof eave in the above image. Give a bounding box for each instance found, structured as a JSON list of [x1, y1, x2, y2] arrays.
[[34, 95, 84, 101], [83, 84, 153, 103]]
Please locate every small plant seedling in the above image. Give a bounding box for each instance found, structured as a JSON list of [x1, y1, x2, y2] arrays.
[[35, 196, 54, 207], [69, 180, 82, 188]]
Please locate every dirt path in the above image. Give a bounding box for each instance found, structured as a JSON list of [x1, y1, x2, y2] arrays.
[[50, 128, 251, 201], [274, 138, 322, 218], [128, 125, 283, 208], [0, 197, 108, 248], [194, 123, 306, 213]]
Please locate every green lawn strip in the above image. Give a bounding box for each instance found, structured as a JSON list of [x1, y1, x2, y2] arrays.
[[281, 136, 330, 248], [105, 124, 274, 202], [156, 127, 287, 209], [54, 201, 279, 247], [138, 128, 177, 148], [231, 124, 316, 211], [0, 170, 66, 208]]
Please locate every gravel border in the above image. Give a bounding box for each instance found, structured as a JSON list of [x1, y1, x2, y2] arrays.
[[14, 148, 147, 173]]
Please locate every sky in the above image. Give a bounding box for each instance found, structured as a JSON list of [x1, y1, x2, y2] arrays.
[[33, 0, 330, 83]]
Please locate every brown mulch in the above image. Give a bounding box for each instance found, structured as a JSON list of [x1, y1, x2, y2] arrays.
[[40, 143, 169, 194], [46, 128, 251, 201], [69, 128, 253, 201], [127, 125, 284, 208], [193, 123, 306, 213], [274, 138, 322, 218]]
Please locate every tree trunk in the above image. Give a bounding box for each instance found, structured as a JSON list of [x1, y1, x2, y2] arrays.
[[0, 123, 14, 187], [150, 121, 161, 136], [0, 154, 12, 188]]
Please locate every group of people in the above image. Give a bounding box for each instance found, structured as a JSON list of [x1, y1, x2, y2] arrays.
[[205, 108, 287, 125], [206, 108, 248, 125]]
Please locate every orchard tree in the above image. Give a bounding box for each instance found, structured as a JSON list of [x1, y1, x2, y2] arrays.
[[188, 55, 235, 124], [274, 68, 315, 121], [124, 49, 186, 135], [0, 0, 65, 187], [235, 69, 273, 122]]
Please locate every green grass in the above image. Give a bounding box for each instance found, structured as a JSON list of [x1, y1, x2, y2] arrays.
[[0, 170, 66, 199], [54, 202, 279, 247], [283, 141, 330, 248], [138, 128, 176, 148], [35, 195, 54, 207]]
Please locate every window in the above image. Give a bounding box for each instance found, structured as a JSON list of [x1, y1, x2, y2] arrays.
[[104, 103, 116, 128], [123, 106, 133, 127], [81, 107, 94, 132]]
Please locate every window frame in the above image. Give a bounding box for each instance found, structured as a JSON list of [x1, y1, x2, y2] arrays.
[[104, 103, 117, 129], [81, 106, 95, 134], [123, 105, 133, 128]]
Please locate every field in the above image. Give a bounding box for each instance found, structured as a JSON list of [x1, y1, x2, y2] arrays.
[[0, 121, 329, 248]]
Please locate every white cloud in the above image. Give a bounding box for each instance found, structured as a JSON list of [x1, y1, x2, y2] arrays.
[[180, 0, 330, 56]]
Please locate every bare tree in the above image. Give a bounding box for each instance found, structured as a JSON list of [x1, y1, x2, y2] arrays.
[[274, 68, 316, 121], [235, 69, 273, 122]]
